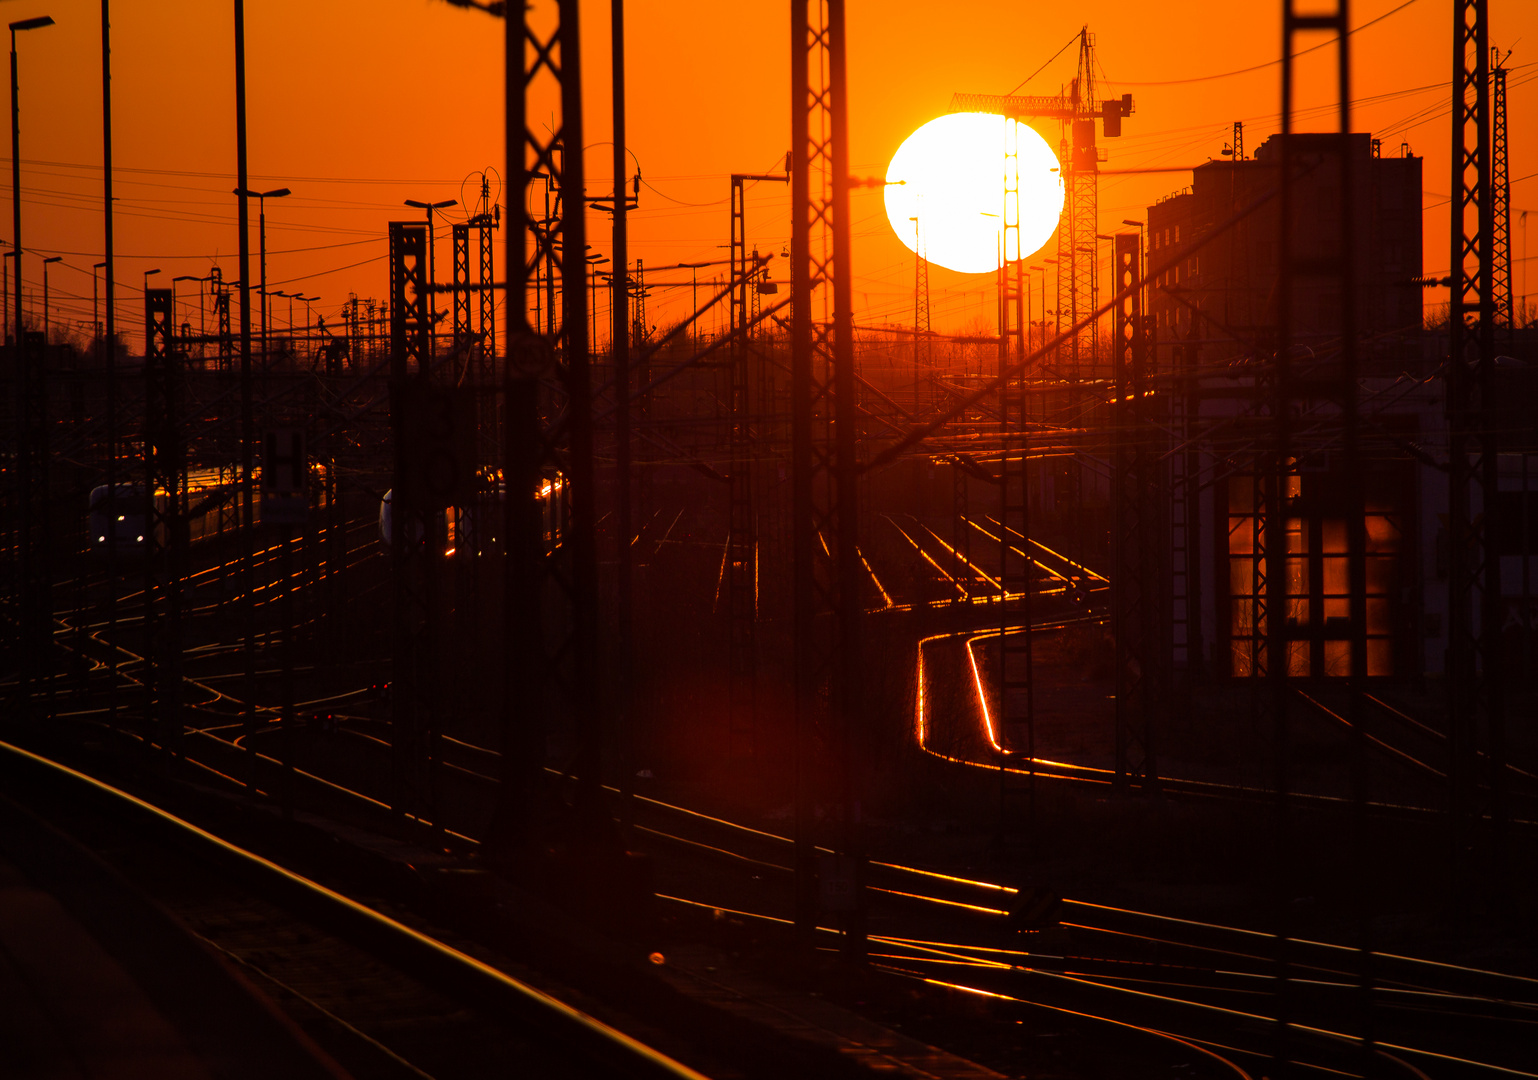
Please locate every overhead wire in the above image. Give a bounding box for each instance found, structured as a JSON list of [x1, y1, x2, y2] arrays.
[[1102, 0, 1422, 87]]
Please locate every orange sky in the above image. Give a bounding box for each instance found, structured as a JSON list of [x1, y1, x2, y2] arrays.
[[8, 0, 1536, 350]]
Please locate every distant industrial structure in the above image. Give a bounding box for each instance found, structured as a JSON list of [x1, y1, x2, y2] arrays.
[[1146, 132, 1424, 358]]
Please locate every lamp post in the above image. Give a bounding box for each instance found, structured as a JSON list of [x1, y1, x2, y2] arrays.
[[10, 12, 56, 724], [11, 14, 54, 356], [233, 185, 290, 367], [143, 268, 160, 347], [41, 255, 60, 344], [404, 197, 456, 355], [295, 294, 318, 364], [586, 254, 609, 349]]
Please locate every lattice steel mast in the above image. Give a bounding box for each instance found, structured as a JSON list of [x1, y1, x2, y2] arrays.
[[791, 0, 864, 955], [1446, 0, 1505, 908], [489, 0, 608, 856]]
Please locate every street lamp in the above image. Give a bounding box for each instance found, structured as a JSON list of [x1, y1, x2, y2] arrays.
[[585, 252, 609, 349], [11, 14, 55, 356], [233, 185, 290, 366], [294, 294, 318, 362], [404, 197, 456, 352], [143, 268, 161, 345], [9, 13, 55, 718], [41, 255, 60, 344]]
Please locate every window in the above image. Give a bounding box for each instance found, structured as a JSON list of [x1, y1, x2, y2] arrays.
[[1223, 474, 1400, 678]]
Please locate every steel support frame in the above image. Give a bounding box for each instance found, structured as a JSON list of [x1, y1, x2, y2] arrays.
[[143, 287, 184, 758], [1269, 4, 1366, 1074], [1446, 0, 1505, 905], [1491, 57, 1511, 333], [727, 172, 784, 765], [491, 0, 607, 855], [478, 214, 496, 385], [728, 222, 758, 763], [1111, 232, 1160, 794], [388, 220, 439, 833], [452, 221, 473, 367], [791, 0, 864, 954], [995, 128, 1035, 840]]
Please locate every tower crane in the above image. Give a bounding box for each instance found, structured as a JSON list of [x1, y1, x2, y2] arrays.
[[951, 27, 1132, 377]]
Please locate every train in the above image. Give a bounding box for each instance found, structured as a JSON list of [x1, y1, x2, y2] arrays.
[[378, 475, 564, 557], [89, 464, 328, 555]]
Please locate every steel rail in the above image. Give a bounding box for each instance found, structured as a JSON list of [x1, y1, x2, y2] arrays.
[[0, 737, 710, 1080]]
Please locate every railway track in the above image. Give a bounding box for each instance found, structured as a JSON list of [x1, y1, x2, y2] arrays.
[[0, 737, 707, 1080], [17, 498, 1538, 1078]]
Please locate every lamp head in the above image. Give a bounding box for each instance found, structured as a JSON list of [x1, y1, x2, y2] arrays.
[[43, 255, 61, 264], [144, 268, 162, 278], [10, 16, 56, 33]]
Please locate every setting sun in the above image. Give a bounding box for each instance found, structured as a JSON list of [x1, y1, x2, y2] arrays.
[[883, 112, 1064, 275]]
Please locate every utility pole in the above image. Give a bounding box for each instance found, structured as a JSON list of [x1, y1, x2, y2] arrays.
[[611, 0, 635, 827], [100, 0, 118, 725], [11, 12, 57, 723], [234, 0, 257, 780]]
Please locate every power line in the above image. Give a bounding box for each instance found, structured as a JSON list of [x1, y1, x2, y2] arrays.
[[1103, 0, 1421, 87], [1002, 32, 1080, 97]]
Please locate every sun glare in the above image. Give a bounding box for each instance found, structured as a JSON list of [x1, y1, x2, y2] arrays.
[[884, 113, 1064, 275]]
